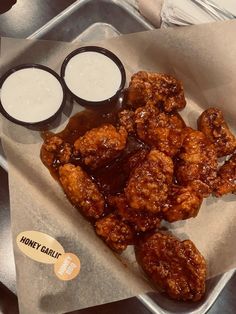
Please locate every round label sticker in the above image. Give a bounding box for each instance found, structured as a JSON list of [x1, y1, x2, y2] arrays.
[[16, 231, 65, 264], [54, 253, 81, 281]]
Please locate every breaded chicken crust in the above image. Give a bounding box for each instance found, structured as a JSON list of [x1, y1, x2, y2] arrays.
[[198, 108, 236, 157], [125, 150, 173, 213], [175, 128, 218, 194], [134, 104, 186, 157], [215, 154, 236, 197], [109, 194, 161, 233], [126, 71, 186, 112], [162, 181, 208, 222], [95, 213, 134, 253], [135, 232, 206, 301], [59, 164, 105, 219], [74, 124, 127, 169], [41, 135, 72, 167]]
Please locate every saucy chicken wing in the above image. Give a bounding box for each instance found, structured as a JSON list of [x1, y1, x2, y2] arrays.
[[74, 124, 127, 169], [41, 135, 72, 168], [134, 104, 186, 157], [162, 181, 208, 222], [198, 108, 236, 157], [109, 194, 161, 233], [118, 109, 135, 134], [125, 149, 173, 213], [59, 164, 105, 220], [175, 128, 218, 194], [135, 232, 206, 301], [95, 213, 134, 253], [126, 71, 186, 112], [215, 153, 236, 197]]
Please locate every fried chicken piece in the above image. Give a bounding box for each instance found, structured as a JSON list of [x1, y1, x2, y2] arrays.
[[198, 108, 236, 157], [118, 109, 135, 134], [126, 71, 186, 112], [125, 150, 173, 214], [109, 194, 161, 233], [74, 124, 127, 169], [176, 128, 218, 194], [95, 213, 134, 253], [135, 232, 206, 301], [59, 164, 105, 220], [215, 154, 236, 197], [134, 104, 186, 157], [162, 181, 209, 222], [41, 135, 72, 168]]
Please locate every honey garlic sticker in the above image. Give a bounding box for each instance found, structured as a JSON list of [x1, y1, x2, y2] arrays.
[[16, 231, 81, 281]]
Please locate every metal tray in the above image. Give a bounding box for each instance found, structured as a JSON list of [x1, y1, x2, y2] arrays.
[[0, 0, 235, 313]]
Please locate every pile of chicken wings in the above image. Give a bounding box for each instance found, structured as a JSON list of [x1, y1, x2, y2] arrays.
[[41, 71, 236, 301]]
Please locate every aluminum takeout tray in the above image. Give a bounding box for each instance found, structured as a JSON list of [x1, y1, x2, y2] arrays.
[[0, 0, 235, 313]]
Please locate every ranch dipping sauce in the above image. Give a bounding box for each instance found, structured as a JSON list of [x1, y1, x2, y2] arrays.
[[62, 47, 125, 104], [0, 66, 64, 124]]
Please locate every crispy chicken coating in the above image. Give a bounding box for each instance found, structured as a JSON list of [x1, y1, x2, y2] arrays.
[[198, 108, 236, 157], [59, 164, 105, 220], [215, 154, 236, 197], [109, 194, 161, 233], [118, 109, 135, 134], [162, 181, 208, 222], [126, 71, 186, 112], [95, 213, 134, 253], [125, 150, 174, 213], [175, 128, 218, 194], [135, 232, 206, 301], [74, 124, 127, 169], [134, 104, 186, 157], [41, 135, 72, 168]]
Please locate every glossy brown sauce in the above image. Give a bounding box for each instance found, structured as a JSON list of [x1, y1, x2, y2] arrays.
[[41, 106, 146, 196]]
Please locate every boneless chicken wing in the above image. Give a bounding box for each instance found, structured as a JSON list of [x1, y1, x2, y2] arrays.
[[175, 128, 218, 194], [215, 153, 236, 197], [126, 71, 186, 112], [74, 124, 127, 169], [198, 108, 236, 157], [59, 164, 105, 219], [108, 194, 161, 233], [125, 149, 173, 213], [118, 109, 135, 134], [162, 181, 209, 222], [134, 105, 186, 157], [41, 135, 72, 168], [135, 232, 206, 301], [95, 213, 134, 253]]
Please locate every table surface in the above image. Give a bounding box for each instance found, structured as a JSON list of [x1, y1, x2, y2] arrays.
[[0, 1, 235, 314]]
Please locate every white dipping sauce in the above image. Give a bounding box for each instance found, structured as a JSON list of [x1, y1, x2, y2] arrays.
[[0, 68, 64, 123], [64, 51, 122, 102]]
